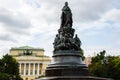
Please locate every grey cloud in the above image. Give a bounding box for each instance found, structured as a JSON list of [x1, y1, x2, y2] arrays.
[[26, 0, 41, 8], [7, 28, 31, 35], [37, 0, 114, 23], [71, 0, 114, 22], [0, 34, 17, 42], [0, 8, 32, 34], [0, 8, 32, 42]]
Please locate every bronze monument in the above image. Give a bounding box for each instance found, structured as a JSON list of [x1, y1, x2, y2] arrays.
[[38, 2, 108, 80]]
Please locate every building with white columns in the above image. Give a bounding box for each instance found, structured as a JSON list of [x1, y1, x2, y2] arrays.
[[10, 46, 51, 80]]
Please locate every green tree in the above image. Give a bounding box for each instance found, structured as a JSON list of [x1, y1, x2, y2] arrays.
[[112, 57, 120, 79], [0, 54, 23, 80], [0, 59, 4, 72], [91, 50, 106, 63], [2, 54, 19, 75], [89, 50, 120, 80], [0, 72, 10, 80], [80, 48, 85, 60]]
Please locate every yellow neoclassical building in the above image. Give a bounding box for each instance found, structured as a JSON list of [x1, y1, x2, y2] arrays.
[[9, 46, 51, 80]]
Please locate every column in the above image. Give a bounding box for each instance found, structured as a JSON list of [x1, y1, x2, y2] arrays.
[[37, 63, 40, 75], [19, 63, 21, 75], [28, 63, 31, 75], [33, 63, 35, 75], [24, 63, 26, 76]]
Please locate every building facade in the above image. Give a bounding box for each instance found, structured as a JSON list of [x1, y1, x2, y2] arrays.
[[84, 56, 92, 66], [10, 46, 51, 80]]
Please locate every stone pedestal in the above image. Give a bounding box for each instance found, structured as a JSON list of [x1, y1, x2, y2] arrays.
[[37, 51, 108, 80], [38, 76, 108, 80], [45, 51, 89, 77]]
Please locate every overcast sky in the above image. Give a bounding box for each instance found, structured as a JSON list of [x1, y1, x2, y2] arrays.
[[0, 0, 120, 58]]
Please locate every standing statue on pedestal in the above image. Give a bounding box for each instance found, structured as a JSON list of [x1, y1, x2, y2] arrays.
[[60, 2, 73, 28], [38, 2, 108, 80], [53, 2, 81, 52]]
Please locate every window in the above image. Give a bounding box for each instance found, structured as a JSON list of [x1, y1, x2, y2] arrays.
[[21, 70, 24, 75], [39, 70, 41, 74], [26, 70, 28, 75], [35, 70, 37, 75], [30, 70, 32, 75]]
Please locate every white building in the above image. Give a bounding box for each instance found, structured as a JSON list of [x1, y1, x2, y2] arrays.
[[10, 46, 51, 80]]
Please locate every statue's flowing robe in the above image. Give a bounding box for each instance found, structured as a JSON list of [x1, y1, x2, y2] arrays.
[[60, 6, 73, 28]]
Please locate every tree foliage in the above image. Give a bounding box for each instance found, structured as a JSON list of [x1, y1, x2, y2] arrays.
[[0, 54, 23, 80], [89, 50, 120, 80], [80, 48, 85, 60]]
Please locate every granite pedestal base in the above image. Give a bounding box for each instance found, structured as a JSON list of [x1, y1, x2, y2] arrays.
[[46, 51, 89, 76], [38, 76, 108, 80], [37, 51, 108, 80]]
